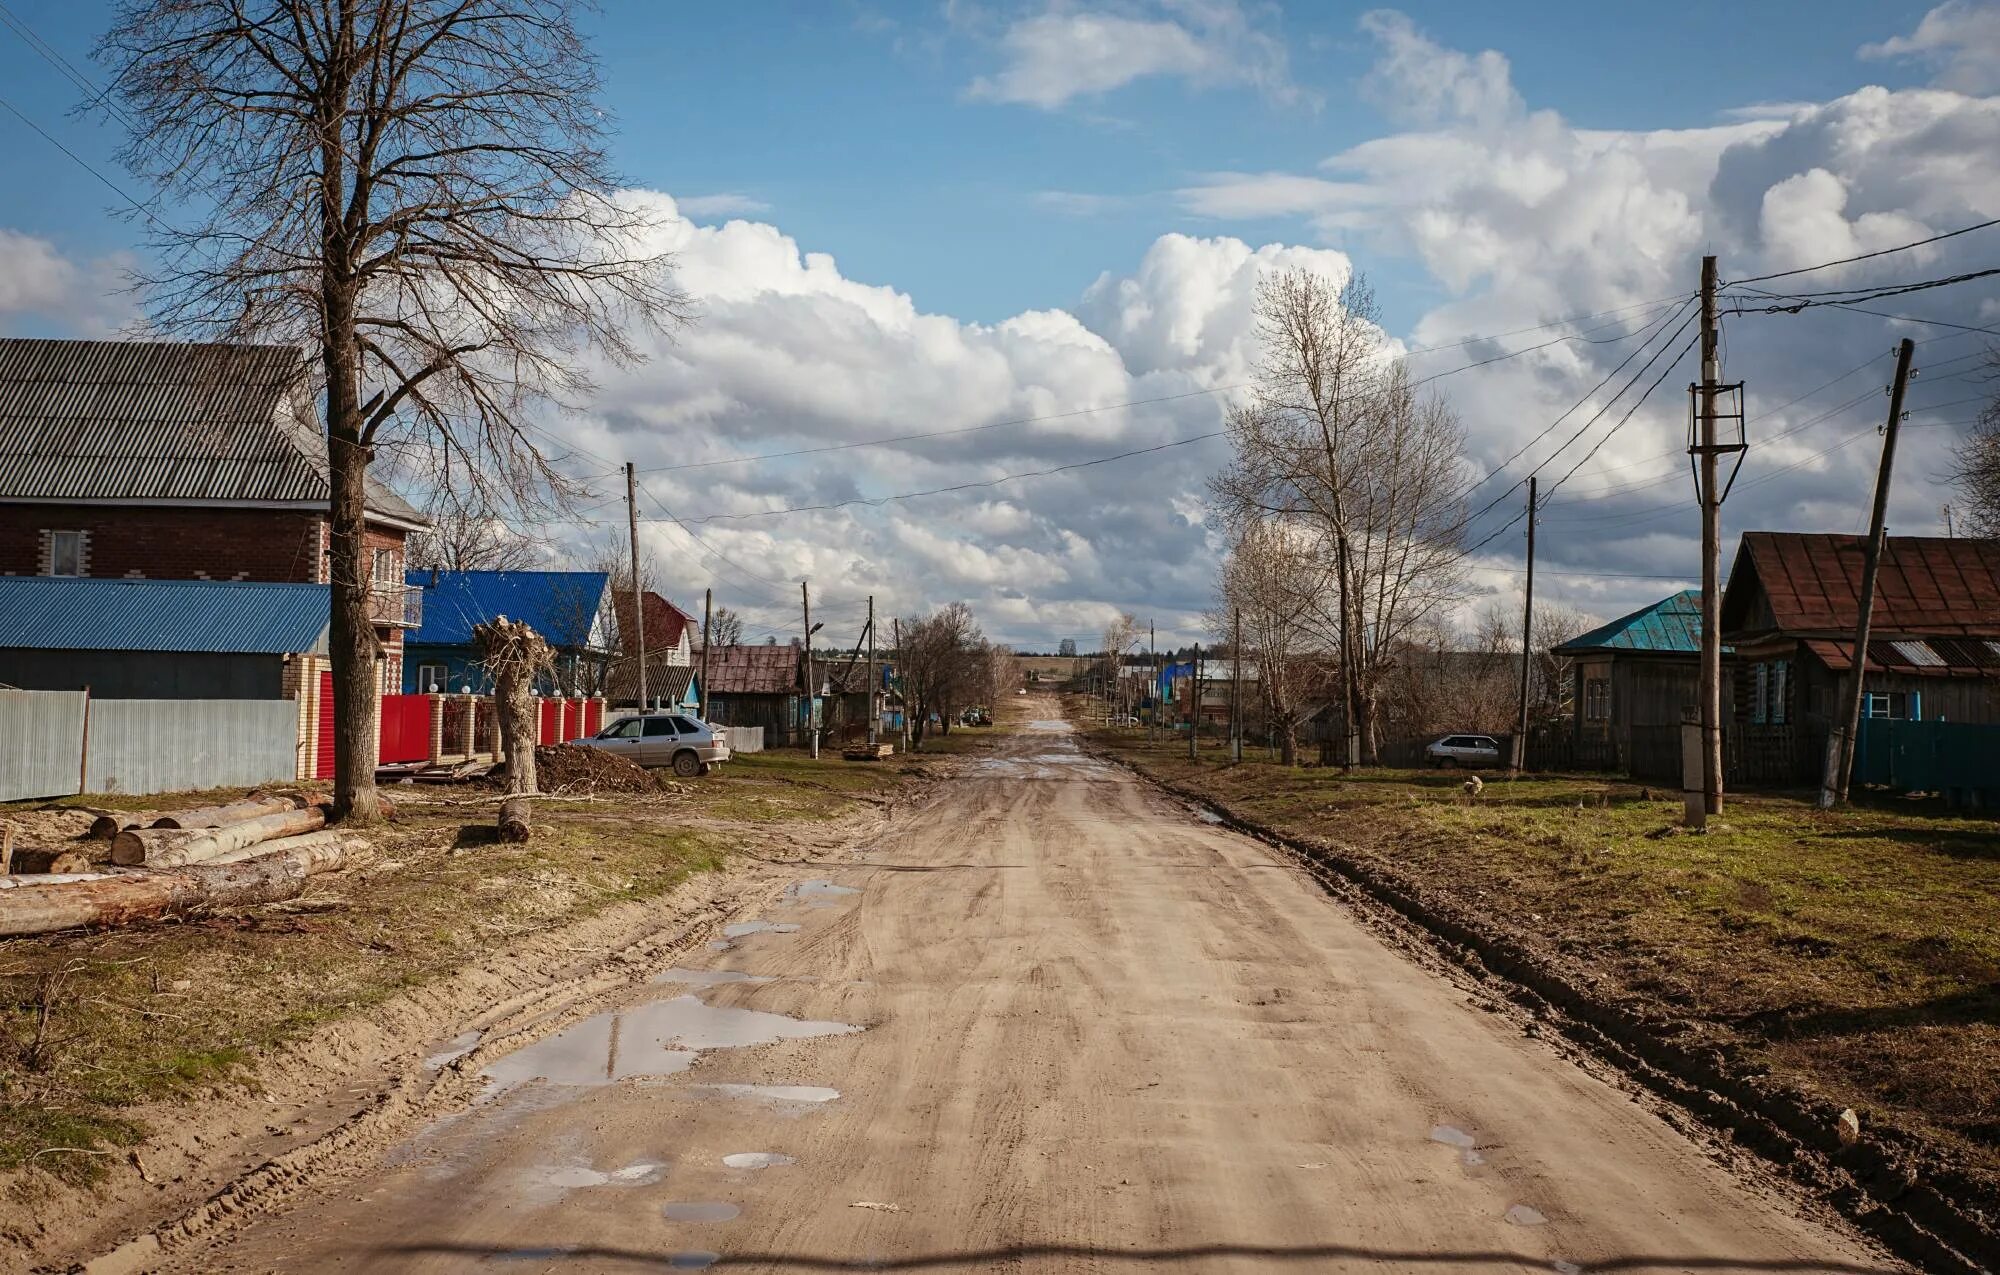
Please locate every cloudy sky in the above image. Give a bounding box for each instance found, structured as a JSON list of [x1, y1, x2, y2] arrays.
[[2, 1, 1997, 650]]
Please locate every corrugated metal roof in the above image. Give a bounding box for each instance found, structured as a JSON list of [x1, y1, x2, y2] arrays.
[[1554, 590, 1707, 655], [0, 576, 329, 654], [1728, 533, 2000, 638], [605, 660, 696, 705], [0, 337, 423, 523], [404, 570, 611, 649], [704, 644, 803, 695], [1805, 637, 2000, 677]]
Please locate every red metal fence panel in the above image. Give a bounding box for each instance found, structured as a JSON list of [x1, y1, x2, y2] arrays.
[[538, 698, 559, 746], [315, 671, 335, 780], [379, 694, 431, 765], [583, 699, 603, 736]]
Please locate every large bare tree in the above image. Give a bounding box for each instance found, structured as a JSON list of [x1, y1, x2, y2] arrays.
[[1214, 521, 1324, 765], [1949, 350, 2000, 536], [406, 495, 543, 572], [99, 0, 689, 820], [899, 602, 983, 749]]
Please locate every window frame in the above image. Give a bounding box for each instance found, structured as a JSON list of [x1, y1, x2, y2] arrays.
[[1583, 677, 1610, 722], [46, 529, 84, 577]]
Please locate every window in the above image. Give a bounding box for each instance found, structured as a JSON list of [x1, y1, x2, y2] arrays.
[[1863, 692, 1909, 720], [1584, 678, 1610, 722], [670, 716, 700, 733], [417, 664, 447, 693], [1769, 661, 1788, 726], [45, 529, 84, 576], [371, 548, 399, 587], [1750, 663, 1769, 725], [601, 717, 642, 739], [642, 716, 676, 737]]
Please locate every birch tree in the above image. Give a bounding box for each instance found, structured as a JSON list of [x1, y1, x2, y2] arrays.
[[99, 0, 689, 821], [1215, 521, 1323, 765]]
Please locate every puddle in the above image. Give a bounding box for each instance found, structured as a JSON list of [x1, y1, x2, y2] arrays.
[[707, 940, 733, 952], [529, 1160, 668, 1191], [1194, 809, 1224, 824], [722, 920, 801, 938], [786, 879, 860, 906], [1553, 1263, 1585, 1274], [480, 997, 859, 1095], [651, 968, 774, 987], [665, 1255, 719, 1270], [1505, 1204, 1549, 1227], [1429, 1123, 1486, 1166], [423, 1029, 483, 1070], [1027, 720, 1072, 731], [722, 1151, 796, 1169], [663, 1201, 742, 1223], [697, 1083, 841, 1104]]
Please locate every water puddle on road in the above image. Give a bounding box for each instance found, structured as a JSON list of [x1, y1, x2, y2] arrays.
[[786, 879, 860, 906], [1505, 1204, 1549, 1227], [651, 968, 774, 987], [695, 1083, 841, 1105], [480, 997, 859, 1096], [422, 1029, 483, 1071], [722, 920, 801, 938], [1194, 808, 1224, 824], [722, 1151, 796, 1169], [662, 1201, 742, 1223], [1428, 1123, 1487, 1166], [526, 1159, 668, 1192]]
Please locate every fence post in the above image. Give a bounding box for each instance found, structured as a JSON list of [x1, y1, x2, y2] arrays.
[[428, 694, 445, 764], [1818, 727, 1846, 810]]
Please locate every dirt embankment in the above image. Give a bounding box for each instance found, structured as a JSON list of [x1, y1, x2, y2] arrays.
[[1087, 723, 1999, 1274]]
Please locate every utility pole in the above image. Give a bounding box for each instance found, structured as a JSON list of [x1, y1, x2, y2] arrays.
[[866, 595, 877, 749], [801, 581, 816, 759], [1688, 255, 1745, 823], [1944, 504, 1955, 538], [1231, 608, 1243, 763], [699, 586, 712, 722], [1832, 337, 1916, 805], [1513, 476, 1537, 775], [624, 462, 648, 712], [893, 616, 909, 752], [1189, 641, 1202, 759], [1149, 621, 1158, 746]]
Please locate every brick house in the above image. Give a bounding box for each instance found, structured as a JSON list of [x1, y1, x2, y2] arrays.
[[0, 338, 428, 689]]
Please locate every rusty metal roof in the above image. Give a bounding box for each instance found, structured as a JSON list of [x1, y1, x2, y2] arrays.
[[703, 644, 803, 695], [0, 337, 423, 524], [1804, 637, 2000, 677], [1726, 532, 2000, 639]]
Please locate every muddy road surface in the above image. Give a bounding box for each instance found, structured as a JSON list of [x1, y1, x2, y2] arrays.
[[170, 708, 1893, 1273]]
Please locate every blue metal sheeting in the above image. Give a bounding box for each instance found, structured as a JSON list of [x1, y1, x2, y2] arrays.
[[1556, 590, 1713, 655], [404, 569, 611, 650], [0, 575, 329, 654]]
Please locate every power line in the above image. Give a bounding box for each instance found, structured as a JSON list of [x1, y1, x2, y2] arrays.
[[0, 1, 139, 131], [1723, 216, 2000, 287], [0, 91, 171, 232], [1727, 267, 2000, 315]]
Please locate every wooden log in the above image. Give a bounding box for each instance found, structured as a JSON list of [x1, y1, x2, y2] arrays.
[[497, 796, 533, 843], [150, 795, 303, 830], [200, 830, 348, 867], [0, 873, 114, 890], [88, 813, 148, 841], [0, 839, 349, 937], [113, 807, 327, 868], [7, 848, 93, 875], [0, 822, 12, 874]]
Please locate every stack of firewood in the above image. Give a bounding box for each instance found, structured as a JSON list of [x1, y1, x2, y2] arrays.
[[0, 791, 366, 938]]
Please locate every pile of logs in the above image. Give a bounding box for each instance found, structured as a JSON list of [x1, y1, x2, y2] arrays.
[[0, 791, 361, 938]]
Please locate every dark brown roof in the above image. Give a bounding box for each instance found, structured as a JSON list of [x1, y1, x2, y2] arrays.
[[604, 660, 696, 705], [0, 337, 424, 524], [703, 644, 802, 695], [1804, 637, 2000, 677], [613, 590, 698, 652], [1726, 533, 2000, 639]]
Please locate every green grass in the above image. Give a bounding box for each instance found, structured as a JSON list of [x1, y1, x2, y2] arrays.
[[1089, 717, 2000, 1183]]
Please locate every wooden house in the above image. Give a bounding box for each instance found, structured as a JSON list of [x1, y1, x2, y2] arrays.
[[1720, 532, 2000, 785], [703, 644, 809, 748], [1551, 590, 1706, 779]]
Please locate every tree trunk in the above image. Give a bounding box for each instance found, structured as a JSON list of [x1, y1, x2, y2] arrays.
[[8, 848, 92, 875], [328, 430, 383, 823], [200, 830, 345, 866], [498, 796, 532, 843], [151, 795, 305, 830], [87, 813, 149, 840], [497, 673, 537, 796], [0, 838, 349, 938], [113, 807, 327, 867]]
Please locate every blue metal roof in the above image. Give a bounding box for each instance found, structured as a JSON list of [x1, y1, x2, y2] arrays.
[[1555, 590, 1710, 655], [0, 576, 329, 654], [404, 569, 611, 651]]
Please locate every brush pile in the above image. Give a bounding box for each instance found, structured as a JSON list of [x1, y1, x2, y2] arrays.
[[521, 744, 664, 795]]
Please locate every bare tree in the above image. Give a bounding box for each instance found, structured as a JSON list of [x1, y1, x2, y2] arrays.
[[1949, 350, 2000, 535], [407, 495, 542, 573], [1216, 522, 1323, 765], [1210, 269, 1467, 765], [709, 607, 745, 649], [100, 0, 690, 821], [899, 603, 983, 749], [1532, 602, 1596, 726]]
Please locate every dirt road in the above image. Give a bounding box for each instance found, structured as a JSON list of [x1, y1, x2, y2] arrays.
[[170, 710, 1893, 1273]]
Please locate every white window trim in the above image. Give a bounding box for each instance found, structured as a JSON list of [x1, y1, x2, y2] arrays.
[[45, 528, 87, 577]]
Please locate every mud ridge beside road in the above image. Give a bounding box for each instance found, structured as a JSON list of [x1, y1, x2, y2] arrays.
[[1099, 750, 1997, 1275]]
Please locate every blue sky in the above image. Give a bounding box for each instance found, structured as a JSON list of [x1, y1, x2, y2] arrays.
[[0, 1, 1994, 647]]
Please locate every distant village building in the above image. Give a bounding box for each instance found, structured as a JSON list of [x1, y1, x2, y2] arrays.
[[1552, 590, 1708, 780], [402, 569, 613, 696]]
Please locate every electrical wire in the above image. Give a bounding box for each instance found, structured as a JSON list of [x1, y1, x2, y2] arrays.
[[1723, 216, 2000, 287]]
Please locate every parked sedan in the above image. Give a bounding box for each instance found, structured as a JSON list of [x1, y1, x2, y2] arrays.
[[1425, 734, 1502, 768], [577, 712, 731, 777]]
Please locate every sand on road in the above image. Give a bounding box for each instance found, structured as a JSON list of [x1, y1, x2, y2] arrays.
[[174, 706, 1893, 1274]]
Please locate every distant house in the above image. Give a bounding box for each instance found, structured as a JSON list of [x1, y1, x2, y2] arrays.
[[1720, 533, 2000, 785], [1552, 590, 1708, 779], [612, 590, 699, 667], [703, 644, 808, 747], [402, 569, 613, 695], [820, 657, 902, 741], [604, 661, 701, 713], [0, 337, 428, 690], [0, 576, 329, 700]]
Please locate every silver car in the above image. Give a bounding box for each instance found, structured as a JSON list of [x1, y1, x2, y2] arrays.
[[1425, 734, 1501, 768], [577, 712, 731, 777]]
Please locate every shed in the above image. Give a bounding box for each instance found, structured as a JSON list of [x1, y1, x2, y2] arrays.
[[1552, 590, 1710, 779], [0, 575, 329, 698]]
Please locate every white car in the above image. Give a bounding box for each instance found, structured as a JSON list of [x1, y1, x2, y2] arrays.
[[577, 712, 731, 777], [1425, 734, 1502, 768]]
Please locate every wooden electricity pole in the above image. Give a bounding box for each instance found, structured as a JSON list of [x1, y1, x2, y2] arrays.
[[699, 587, 713, 722], [1149, 621, 1158, 746], [1832, 337, 1916, 805], [866, 594, 877, 748], [1189, 641, 1202, 759], [1231, 607, 1243, 763], [893, 616, 909, 752], [625, 462, 648, 711], [801, 580, 816, 759], [1688, 255, 1744, 824], [1513, 476, 1537, 775]]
